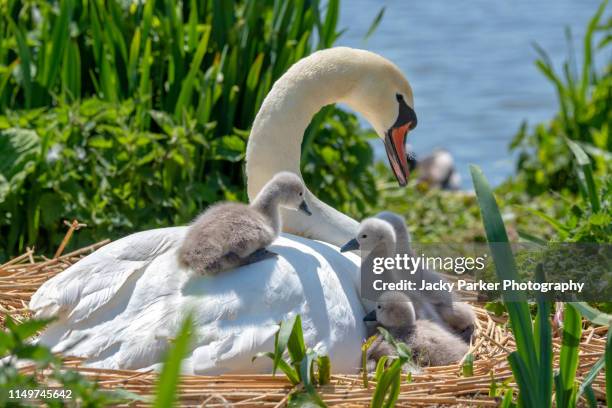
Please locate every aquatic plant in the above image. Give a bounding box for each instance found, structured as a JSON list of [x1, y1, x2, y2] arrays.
[[510, 0, 611, 195]]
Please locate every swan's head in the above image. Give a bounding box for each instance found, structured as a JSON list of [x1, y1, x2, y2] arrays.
[[267, 171, 311, 215], [363, 291, 416, 329], [342, 50, 417, 186], [340, 217, 395, 253]]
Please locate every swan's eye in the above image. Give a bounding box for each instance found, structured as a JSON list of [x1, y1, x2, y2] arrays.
[[396, 93, 404, 102], [377, 305, 381, 309], [361, 234, 367, 238], [299, 192, 303, 196]]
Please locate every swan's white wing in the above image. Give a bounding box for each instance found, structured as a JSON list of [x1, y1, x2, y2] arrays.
[[31, 231, 366, 374], [30, 227, 185, 323]]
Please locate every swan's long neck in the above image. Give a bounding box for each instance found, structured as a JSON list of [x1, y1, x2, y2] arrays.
[[245, 50, 363, 247]]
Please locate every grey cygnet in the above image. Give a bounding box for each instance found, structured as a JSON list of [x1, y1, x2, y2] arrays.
[[178, 171, 311, 275], [365, 292, 468, 368], [375, 211, 475, 343]]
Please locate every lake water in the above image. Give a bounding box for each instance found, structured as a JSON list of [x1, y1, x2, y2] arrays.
[[337, 0, 604, 187]]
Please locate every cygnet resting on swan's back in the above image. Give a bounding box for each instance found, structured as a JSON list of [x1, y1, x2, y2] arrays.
[[29, 47, 418, 374]]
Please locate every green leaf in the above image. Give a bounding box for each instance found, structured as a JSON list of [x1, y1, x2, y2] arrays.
[[152, 314, 194, 408], [462, 353, 474, 377], [0, 128, 41, 202], [286, 315, 306, 366], [42, 0, 75, 88], [578, 355, 603, 398], [252, 351, 300, 384], [175, 25, 212, 118], [565, 138, 600, 213], [8, 18, 32, 107], [374, 356, 388, 382], [571, 302, 612, 326], [535, 265, 552, 408], [556, 304, 581, 408], [7, 317, 53, 341], [273, 315, 298, 375], [470, 165, 538, 380], [316, 355, 331, 385], [364, 7, 385, 42], [499, 389, 515, 408], [507, 352, 538, 408]]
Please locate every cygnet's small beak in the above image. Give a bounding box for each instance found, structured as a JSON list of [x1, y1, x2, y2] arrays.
[[340, 238, 360, 253], [363, 309, 377, 322], [299, 200, 312, 216]]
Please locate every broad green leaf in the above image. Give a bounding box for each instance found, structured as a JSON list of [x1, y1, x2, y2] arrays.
[[470, 165, 538, 380], [556, 304, 581, 408], [571, 302, 612, 326], [273, 315, 298, 375], [0, 128, 40, 202]]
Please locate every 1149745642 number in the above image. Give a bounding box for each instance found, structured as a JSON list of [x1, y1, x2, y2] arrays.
[[8, 389, 73, 400]]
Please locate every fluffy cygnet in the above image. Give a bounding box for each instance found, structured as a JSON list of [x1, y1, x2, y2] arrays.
[[375, 211, 475, 343], [179, 171, 311, 275], [365, 292, 468, 368], [339, 217, 444, 333]]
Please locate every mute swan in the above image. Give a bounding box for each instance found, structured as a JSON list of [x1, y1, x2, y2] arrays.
[[179, 172, 311, 275], [29, 47, 417, 374], [365, 292, 468, 368]]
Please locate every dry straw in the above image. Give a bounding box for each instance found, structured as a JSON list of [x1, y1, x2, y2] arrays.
[[0, 223, 607, 406]]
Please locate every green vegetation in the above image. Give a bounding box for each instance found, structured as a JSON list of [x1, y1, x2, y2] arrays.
[[367, 328, 412, 408], [253, 315, 330, 406], [510, 0, 610, 196], [0, 0, 380, 261], [471, 163, 612, 407], [0, 316, 142, 406]]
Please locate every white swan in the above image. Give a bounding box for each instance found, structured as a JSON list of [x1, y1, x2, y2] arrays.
[[29, 47, 417, 374]]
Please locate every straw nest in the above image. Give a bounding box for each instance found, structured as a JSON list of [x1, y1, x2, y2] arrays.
[[0, 222, 607, 407]]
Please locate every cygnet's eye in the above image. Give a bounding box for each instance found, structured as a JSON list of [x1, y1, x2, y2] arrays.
[[377, 305, 381, 310], [361, 234, 367, 238], [299, 192, 303, 196]]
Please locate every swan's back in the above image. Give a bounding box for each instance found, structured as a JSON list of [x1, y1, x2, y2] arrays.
[[30, 228, 366, 374]]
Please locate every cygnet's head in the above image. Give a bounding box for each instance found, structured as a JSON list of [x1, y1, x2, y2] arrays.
[[364, 292, 416, 330], [264, 171, 311, 215], [340, 218, 395, 253], [376, 211, 411, 241]]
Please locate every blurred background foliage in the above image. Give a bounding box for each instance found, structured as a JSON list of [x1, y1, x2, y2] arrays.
[[0, 0, 609, 262]]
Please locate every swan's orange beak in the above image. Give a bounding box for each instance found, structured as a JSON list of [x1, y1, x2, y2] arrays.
[[384, 122, 413, 186]]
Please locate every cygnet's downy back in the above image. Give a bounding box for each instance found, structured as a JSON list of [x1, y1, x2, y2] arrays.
[[179, 171, 311, 275]]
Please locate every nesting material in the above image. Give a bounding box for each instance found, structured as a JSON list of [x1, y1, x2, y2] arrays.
[[0, 229, 607, 407]]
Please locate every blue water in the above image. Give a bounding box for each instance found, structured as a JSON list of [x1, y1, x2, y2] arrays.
[[337, 0, 604, 187]]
